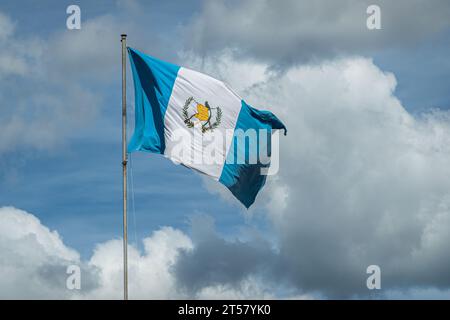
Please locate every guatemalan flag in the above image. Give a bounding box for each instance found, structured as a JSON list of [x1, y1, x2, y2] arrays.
[[127, 47, 286, 208]]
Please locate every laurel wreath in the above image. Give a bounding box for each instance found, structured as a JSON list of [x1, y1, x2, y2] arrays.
[[182, 96, 222, 133], [182, 97, 195, 128], [209, 107, 222, 130]]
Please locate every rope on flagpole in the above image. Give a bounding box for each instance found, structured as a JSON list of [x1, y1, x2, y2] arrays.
[[128, 153, 139, 249], [121, 33, 128, 301]]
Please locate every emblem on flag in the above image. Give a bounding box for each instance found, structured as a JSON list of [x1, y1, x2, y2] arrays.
[[182, 96, 222, 133]]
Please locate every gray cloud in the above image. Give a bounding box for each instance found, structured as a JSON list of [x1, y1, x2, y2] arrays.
[[185, 0, 450, 65], [173, 215, 278, 294], [177, 53, 450, 298]]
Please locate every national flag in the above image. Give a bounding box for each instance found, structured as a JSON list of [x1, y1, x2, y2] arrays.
[[127, 47, 286, 208]]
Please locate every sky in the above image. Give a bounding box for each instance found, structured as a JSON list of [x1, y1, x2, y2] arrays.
[[1, 0, 450, 299]]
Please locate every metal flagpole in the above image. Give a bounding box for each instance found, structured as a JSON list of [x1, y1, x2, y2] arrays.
[[121, 33, 128, 300]]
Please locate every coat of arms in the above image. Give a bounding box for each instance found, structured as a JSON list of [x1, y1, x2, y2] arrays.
[[182, 97, 222, 133]]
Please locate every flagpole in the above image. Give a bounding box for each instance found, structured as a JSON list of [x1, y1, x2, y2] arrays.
[[121, 33, 128, 300]]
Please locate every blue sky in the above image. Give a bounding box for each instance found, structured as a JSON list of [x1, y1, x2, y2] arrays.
[[374, 29, 450, 113], [1, 0, 450, 299], [0, 0, 271, 258]]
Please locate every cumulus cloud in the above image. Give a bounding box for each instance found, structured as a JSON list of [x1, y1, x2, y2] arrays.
[[0, 206, 191, 299], [0, 206, 186, 299], [178, 52, 450, 298], [0, 206, 286, 299], [85, 226, 193, 299], [185, 0, 450, 65], [0, 206, 82, 299]]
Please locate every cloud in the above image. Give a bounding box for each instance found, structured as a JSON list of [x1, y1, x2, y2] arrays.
[[185, 0, 450, 65], [0, 206, 192, 299], [258, 59, 450, 297], [0, 206, 184, 299], [2, 2, 450, 299], [0, 11, 106, 156], [0, 13, 41, 78], [85, 226, 193, 299], [0, 12, 14, 40], [179, 52, 450, 298], [85, 219, 298, 299], [173, 215, 278, 295], [0, 206, 287, 299], [385, 287, 450, 299], [0, 2, 193, 158], [0, 206, 82, 299]]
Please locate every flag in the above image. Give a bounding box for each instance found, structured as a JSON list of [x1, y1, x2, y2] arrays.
[[127, 47, 286, 208]]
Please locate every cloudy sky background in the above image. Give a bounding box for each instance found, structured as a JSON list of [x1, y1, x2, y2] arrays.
[[1, 0, 450, 299]]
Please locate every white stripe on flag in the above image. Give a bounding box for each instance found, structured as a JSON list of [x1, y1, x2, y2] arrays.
[[163, 67, 242, 179]]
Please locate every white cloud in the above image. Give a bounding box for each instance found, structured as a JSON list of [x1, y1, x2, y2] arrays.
[[0, 207, 80, 299], [85, 227, 193, 299], [0, 207, 78, 261], [0, 206, 285, 299]]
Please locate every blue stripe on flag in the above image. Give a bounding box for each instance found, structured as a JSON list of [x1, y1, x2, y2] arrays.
[[219, 100, 287, 208], [127, 47, 180, 154]]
